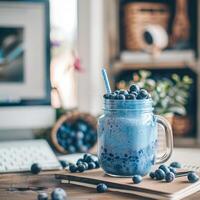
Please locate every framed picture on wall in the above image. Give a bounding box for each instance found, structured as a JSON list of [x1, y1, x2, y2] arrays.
[[0, 0, 50, 106]]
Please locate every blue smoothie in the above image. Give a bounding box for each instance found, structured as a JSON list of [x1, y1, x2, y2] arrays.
[[98, 99, 157, 177]]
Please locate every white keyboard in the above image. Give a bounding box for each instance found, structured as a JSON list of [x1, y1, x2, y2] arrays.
[[0, 139, 62, 173]]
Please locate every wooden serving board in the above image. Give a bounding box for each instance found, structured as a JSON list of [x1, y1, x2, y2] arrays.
[[55, 169, 200, 200]]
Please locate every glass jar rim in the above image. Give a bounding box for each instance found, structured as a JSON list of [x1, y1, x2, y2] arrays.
[[103, 99, 154, 111]]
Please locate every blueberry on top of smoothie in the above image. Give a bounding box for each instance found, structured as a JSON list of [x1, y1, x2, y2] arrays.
[[103, 84, 151, 100], [129, 84, 140, 93]]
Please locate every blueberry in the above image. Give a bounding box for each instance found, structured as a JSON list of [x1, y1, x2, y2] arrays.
[[187, 172, 199, 183], [103, 94, 110, 99], [109, 93, 117, 99], [132, 175, 142, 184], [136, 89, 149, 99], [76, 131, 84, 140], [114, 90, 120, 94], [149, 172, 155, 179], [69, 164, 77, 173], [83, 154, 90, 160], [67, 145, 76, 153], [126, 94, 136, 100], [59, 160, 69, 168], [118, 94, 126, 100], [129, 84, 140, 93], [79, 145, 88, 153], [68, 130, 76, 138], [38, 192, 48, 200], [119, 89, 129, 95], [96, 183, 108, 193], [76, 158, 84, 165], [155, 169, 166, 180], [95, 161, 100, 168], [84, 155, 95, 163], [168, 166, 176, 174], [170, 161, 181, 168], [165, 172, 175, 183], [88, 162, 96, 169], [82, 162, 89, 170], [31, 163, 42, 174], [75, 120, 88, 132], [77, 164, 85, 172], [159, 164, 170, 174], [51, 188, 67, 200]]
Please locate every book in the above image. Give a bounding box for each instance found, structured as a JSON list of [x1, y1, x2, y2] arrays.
[[55, 169, 200, 200]]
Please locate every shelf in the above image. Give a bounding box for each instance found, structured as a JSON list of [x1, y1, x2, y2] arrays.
[[111, 50, 197, 74], [112, 60, 197, 74]]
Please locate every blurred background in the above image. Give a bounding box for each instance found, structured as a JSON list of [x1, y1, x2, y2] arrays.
[[0, 0, 199, 154]]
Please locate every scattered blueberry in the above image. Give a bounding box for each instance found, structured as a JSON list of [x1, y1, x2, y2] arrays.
[[69, 164, 77, 173], [31, 163, 42, 175], [159, 164, 170, 174], [76, 158, 84, 165], [149, 171, 155, 179], [170, 161, 181, 168], [155, 169, 166, 180], [77, 164, 85, 173], [59, 160, 69, 168], [51, 188, 67, 200], [132, 175, 142, 184], [168, 166, 176, 174], [95, 161, 100, 168], [82, 162, 89, 170], [96, 183, 108, 193], [187, 172, 199, 183], [84, 154, 95, 163], [88, 162, 96, 169], [129, 84, 140, 93], [37, 192, 48, 200], [165, 172, 175, 183]]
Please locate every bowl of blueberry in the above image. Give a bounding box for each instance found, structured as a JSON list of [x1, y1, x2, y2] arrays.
[[51, 112, 97, 154]]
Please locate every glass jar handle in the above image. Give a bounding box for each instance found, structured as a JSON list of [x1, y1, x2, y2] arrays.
[[155, 115, 173, 164]]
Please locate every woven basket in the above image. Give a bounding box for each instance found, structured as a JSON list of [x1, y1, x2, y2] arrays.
[[51, 111, 97, 154], [124, 3, 170, 51]]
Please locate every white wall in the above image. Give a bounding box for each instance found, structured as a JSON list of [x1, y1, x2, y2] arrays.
[[77, 0, 106, 116]]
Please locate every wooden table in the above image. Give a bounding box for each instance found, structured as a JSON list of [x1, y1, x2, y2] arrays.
[[0, 171, 200, 200]]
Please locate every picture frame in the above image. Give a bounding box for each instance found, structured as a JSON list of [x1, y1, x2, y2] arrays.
[[0, 0, 51, 106]]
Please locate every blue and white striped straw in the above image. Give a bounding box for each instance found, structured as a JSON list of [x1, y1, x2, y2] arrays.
[[102, 68, 112, 94]]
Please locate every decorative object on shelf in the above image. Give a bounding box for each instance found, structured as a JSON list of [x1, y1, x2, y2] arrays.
[[51, 112, 97, 154], [123, 3, 169, 52], [171, 0, 190, 48], [116, 70, 193, 136], [143, 25, 169, 56]]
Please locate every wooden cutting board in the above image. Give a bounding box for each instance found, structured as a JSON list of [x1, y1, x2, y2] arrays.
[[55, 169, 200, 200]]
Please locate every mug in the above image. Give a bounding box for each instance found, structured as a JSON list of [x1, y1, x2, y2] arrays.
[[97, 99, 173, 177]]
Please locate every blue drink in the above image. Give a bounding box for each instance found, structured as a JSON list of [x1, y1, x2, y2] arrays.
[[98, 99, 173, 177]]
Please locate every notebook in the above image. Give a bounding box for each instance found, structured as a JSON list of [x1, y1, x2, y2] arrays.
[[56, 148, 200, 200], [55, 169, 200, 200]]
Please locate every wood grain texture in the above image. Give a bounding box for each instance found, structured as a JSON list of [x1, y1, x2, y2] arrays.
[[0, 170, 200, 200]]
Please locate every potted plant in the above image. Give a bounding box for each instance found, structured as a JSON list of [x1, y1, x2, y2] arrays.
[[116, 70, 193, 135]]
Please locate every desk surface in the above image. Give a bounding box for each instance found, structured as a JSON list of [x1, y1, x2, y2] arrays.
[[0, 171, 200, 200]]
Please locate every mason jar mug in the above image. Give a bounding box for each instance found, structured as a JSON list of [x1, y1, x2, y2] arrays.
[[98, 99, 173, 177]]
